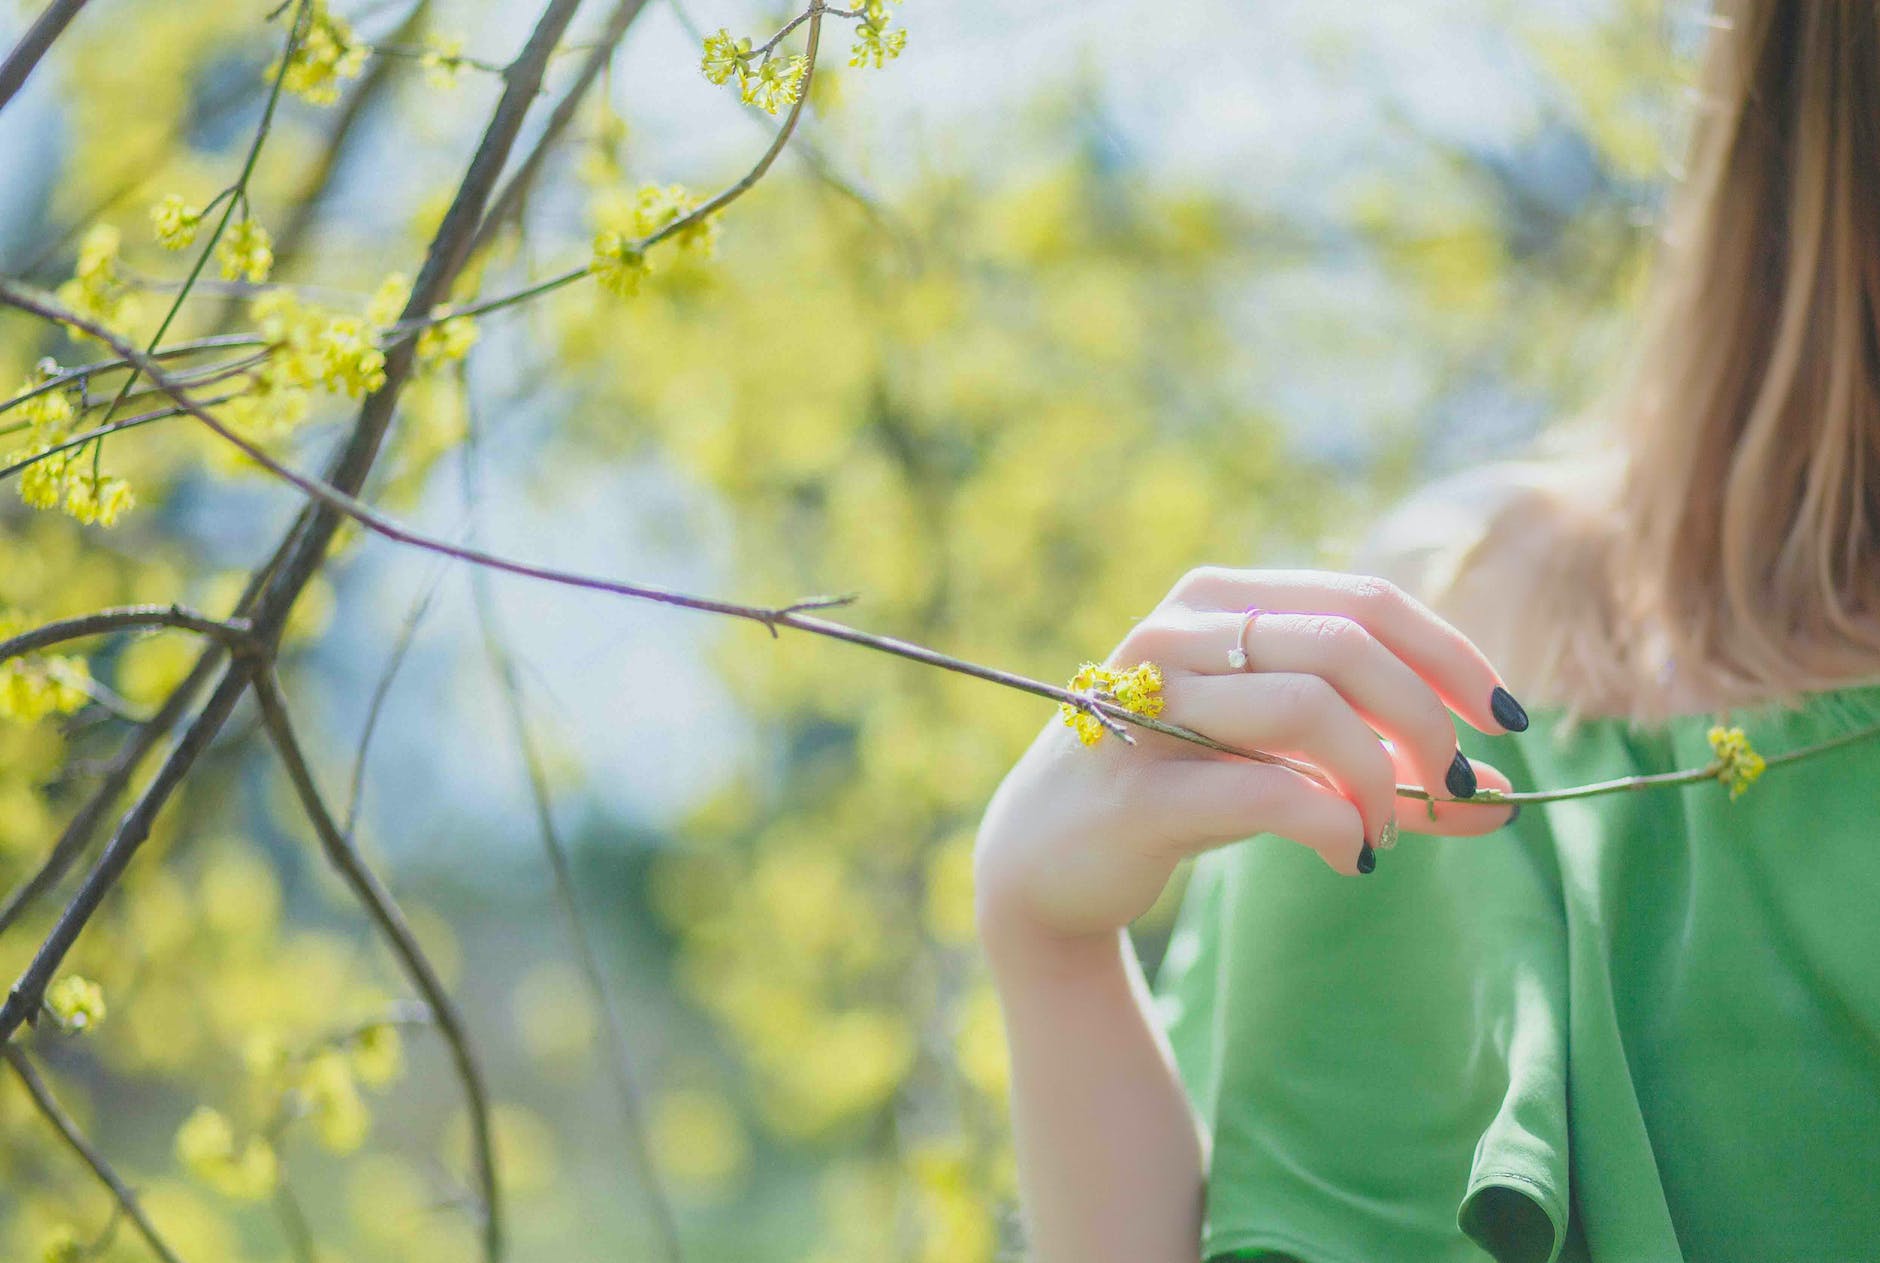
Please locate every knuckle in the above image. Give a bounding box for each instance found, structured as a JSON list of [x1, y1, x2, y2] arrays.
[[1347, 573, 1406, 611], [1300, 612, 1370, 664], [1264, 671, 1338, 732]]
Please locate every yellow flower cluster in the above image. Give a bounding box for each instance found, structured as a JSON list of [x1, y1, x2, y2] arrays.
[[273, 0, 368, 105], [417, 311, 479, 365], [38, 1226, 80, 1263], [175, 1106, 280, 1200], [699, 28, 809, 115], [0, 616, 91, 724], [419, 32, 465, 90], [4, 369, 135, 523], [1058, 659, 1166, 746], [45, 974, 106, 1031], [589, 183, 718, 299], [55, 223, 140, 331], [350, 1021, 404, 1086], [150, 193, 205, 250], [850, 0, 909, 69], [217, 216, 273, 283], [301, 1047, 371, 1150], [1706, 724, 1767, 800]]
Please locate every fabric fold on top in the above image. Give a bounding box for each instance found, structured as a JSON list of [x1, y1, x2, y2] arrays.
[[1152, 679, 1880, 1262]]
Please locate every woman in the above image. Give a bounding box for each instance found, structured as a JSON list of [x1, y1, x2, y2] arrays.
[[972, 5, 1880, 1261]]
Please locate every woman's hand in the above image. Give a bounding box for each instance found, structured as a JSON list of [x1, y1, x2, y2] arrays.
[[974, 566, 1525, 953]]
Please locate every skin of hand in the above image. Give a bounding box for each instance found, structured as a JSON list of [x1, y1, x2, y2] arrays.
[[972, 567, 1525, 1263], [975, 566, 1523, 948]]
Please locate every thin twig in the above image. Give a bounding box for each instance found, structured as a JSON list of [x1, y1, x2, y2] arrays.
[[461, 385, 685, 1262], [0, 605, 252, 663], [0, 392, 242, 484], [249, 668, 500, 1263], [0, 0, 92, 115], [274, 1182, 318, 1263], [342, 552, 455, 842], [3, 1044, 188, 1263]]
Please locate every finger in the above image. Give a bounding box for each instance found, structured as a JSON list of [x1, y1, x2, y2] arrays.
[[1141, 758, 1367, 875], [1381, 739, 1518, 838], [1121, 606, 1467, 808], [1152, 671, 1398, 853], [1164, 566, 1527, 739]]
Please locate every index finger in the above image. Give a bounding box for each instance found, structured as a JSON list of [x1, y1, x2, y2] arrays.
[[1165, 566, 1529, 737]]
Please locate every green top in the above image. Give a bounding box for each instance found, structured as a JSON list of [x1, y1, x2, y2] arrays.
[[1151, 678, 1880, 1263]]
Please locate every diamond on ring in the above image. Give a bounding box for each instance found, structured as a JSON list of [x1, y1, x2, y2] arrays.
[[1228, 605, 1263, 671]]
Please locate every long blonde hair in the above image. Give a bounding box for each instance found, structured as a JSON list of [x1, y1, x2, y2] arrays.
[[1428, 1, 1880, 728]]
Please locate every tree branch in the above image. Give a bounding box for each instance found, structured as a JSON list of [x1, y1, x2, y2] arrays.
[[3, 1043, 188, 1263], [0, 0, 90, 115], [0, 605, 252, 663], [467, 0, 652, 262], [248, 667, 500, 1263]]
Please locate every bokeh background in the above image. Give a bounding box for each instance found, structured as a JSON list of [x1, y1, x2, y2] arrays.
[[0, 0, 1701, 1258]]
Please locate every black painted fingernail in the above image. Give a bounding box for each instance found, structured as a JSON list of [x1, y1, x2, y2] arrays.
[[1356, 841, 1377, 874], [1490, 685, 1529, 732], [1446, 749, 1478, 798], [1507, 803, 1522, 824]]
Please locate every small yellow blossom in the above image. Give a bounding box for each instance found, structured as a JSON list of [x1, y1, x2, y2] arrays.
[[314, 315, 386, 395], [55, 223, 139, 331], [150, 194, 204, 250], [365, 272, 412, 327], [45, 974, 106, 1030], [217, 217, 273, 283], [417, 311, 479, 365], [591, 231, 650, 298], [350, 1021, 404, 1087], [701, 28, 752, 85], [1058, 660, 1166, 746], [0, 614, 92, 723], [850, 1, 908, 69], [419, 32, 466, 89], [301, 1049, 369, 1152], [274, 0, 368, 105], [743, 54, 809, 115], [38, 1226, 81, 1263], [61, 469, 134, 527], [1707, 724, 1767, 800], [176, 1105, 280, 1200]]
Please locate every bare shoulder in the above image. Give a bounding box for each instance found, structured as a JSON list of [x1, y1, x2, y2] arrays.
[[1342, 457, 1611, 696]]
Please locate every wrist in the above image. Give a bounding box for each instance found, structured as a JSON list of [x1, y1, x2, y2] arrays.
[[975, 893, 1128, 987]]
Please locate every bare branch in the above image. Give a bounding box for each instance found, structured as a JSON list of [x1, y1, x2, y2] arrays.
[[0, 0, 91, 115], [0, 605, 253, 663], [0, 279, 1314, 778], [3, 1043, 189, 1263], [249, 667, 500, 1262]]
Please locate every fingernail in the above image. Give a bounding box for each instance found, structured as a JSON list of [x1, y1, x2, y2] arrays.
[[1446, 748, 1477, 798], [1489, 685, 1529, 732], [1507, 803, 1522, 825], [1356, 841, 1377, 874]]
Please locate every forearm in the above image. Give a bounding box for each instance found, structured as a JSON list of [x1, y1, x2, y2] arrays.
[[984, 920, 1206, 1263]]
